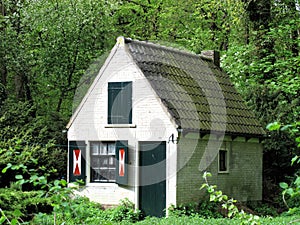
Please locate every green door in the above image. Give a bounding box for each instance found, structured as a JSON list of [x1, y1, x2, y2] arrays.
[[139, 141, 166, 217]]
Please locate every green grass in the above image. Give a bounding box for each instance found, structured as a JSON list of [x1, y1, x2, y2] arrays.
[[31, 214, 299, 225], [126, 215, 299, 225]]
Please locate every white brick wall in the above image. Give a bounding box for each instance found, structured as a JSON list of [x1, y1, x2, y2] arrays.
[[68, 43, 178, 208]]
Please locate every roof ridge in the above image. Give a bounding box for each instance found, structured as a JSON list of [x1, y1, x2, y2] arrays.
[[123, 37, 213, 62]]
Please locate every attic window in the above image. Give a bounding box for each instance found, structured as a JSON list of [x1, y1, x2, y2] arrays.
[[108, 82, 132, 124], [218, 148, 229, 173]]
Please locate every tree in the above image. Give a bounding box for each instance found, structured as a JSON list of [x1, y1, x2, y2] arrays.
[[22, 0, 116, 116]]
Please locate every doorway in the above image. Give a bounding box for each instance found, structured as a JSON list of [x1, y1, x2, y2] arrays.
[[139, 141, 166, 217]]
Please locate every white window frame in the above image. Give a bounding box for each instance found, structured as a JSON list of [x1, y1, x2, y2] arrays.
[[90, 142, 116, 183]]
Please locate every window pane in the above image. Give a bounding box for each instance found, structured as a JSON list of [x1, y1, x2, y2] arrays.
[[92, 169, 101, 182], [108, 169, 116, 181], [90, 142, 116, 182], [219, 150, 227, 171], [108, 143, 115, 155], [100, 157, 108, 167], [108, 156, 115, 166], [91, 143, 100, 155], [91, 157, 100, 168], [100, 144, 107, 155], [100, 170, 108, 181]]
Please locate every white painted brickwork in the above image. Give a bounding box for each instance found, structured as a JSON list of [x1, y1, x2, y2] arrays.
[[68, 43, 177, 208]]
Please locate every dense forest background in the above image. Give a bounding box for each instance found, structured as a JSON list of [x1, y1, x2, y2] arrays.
[[0, 0, 299, 206]]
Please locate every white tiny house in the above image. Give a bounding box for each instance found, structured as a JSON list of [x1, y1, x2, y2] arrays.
[[67, 37, 265, 217]]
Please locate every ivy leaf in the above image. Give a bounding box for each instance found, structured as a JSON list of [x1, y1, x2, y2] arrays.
[[12, 209, 22, 218], [266, 122, 281, 131], [60, 179, 67, 186], [294, 177, 300, 186], [0, 216, 6, 223], [286, 188, 294, 196], [15, 175, 23, 180], [2, 163, 12, 174], [281, 124, 292, 131], [279, 182, 288, 189], [10, 219, 18, 225], [209, 194, 216, 202], [291, 155, 299, 165]]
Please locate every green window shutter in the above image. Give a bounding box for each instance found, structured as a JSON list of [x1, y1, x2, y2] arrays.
[[108, 82, 132, 124], [115, 140, 128, 185], [69, 141, 86, 183]]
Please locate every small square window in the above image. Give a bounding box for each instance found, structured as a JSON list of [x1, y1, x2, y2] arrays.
[[90, 142, 116, 182], [218, 149, 229, 173]]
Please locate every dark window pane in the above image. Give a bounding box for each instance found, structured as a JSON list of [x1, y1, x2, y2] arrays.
[[219, 150, 227, 171], [91, 157, 100, 167], [100, 156, 108, 167], [108, 169, 116, 181]]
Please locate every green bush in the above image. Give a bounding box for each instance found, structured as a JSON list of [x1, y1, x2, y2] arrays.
[[32, 197, 141, 225], [246, 201, 279, 217], [104, 198, 142, 222], [32, 196, 104, 225], [168, 201, 222, 218], [0, 188, 52, 221]]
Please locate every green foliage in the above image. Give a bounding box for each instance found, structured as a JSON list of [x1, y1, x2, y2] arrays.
[[104, 199, 142, 222], [0, 1, 299, 223], [201, 172, 261, 225], [222, 0, 299, 198], [267, 121, 300, 224], [2, 158, 141, 224], [246, 201, 278, 217], [32, 197, 141, 225], [135, 215, 299, 225], [168, 201, 222, 218], [0, 188, 52, 222], [1, 0, 116, 114], [0, 133, 65, 188]]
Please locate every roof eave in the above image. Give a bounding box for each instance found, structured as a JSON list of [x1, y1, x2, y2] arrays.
[[180, 128, 266, 140]]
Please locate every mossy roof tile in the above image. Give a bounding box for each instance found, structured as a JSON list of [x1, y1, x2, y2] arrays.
[[126, 38, 265, 136]]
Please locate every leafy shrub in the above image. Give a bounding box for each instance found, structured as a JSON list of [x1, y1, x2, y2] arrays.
[[0, 188, 52, 222], [0, 133, 66, 189], [168, 201, 222, 218], [32, 196, 105, 225], [0, 100, 67, 188], [268, 121, 300, 220], [246, 201, 279, 217], [201, 172, 261, 224], [168, 202, 198, 217], [32, 197, 141, 225], [103, 198, 142, 222]]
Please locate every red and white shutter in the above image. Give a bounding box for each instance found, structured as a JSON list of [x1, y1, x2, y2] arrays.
[[73, 149, 81, 176], [68, 141, 86, 183], [116, 141, 128, 185]]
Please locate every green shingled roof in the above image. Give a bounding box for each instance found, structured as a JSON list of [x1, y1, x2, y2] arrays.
[[125, 38, 265, 137]]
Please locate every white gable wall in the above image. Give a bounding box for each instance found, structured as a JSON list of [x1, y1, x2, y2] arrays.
[[68, 43, 177, 209]]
